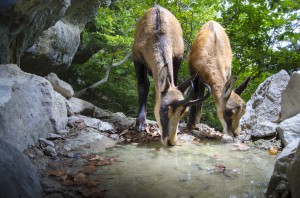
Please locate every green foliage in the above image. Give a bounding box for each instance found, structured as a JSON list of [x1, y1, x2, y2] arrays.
[[68, 0, 300, 128]]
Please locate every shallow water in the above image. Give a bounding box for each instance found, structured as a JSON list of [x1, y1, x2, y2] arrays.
[[93, 140, 276, 198]]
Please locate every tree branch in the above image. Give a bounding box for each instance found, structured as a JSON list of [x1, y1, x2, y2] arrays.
[[73, 50, 132, 98]]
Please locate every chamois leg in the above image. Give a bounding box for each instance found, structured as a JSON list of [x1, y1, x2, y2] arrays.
[[187, 75, 205, 130], [134, 60, 150, 131], [173, 57, 182, 86]]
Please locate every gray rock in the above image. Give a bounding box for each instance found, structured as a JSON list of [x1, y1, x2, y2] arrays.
[[240, 70, 290, 138], [52, 92, 68, 132], [277, 113, 300, 147], [0, 139, 42, 198], [281, 71, 300, 121], [0, 64, 67, 151], [44, 146, 57, 157], [47, 133, 64, 140], [0, 0, 71, 65], [39, 138, 55, 148], [45, 73, 74, 99], [20, 0, 101, 75], [287, 140, 300, 198], [266, 140, 299, 198], [21, 20, 81, 75], [62, 127, 115, 153], [68, 115, 115, 132], [67, 97, 96, 116]]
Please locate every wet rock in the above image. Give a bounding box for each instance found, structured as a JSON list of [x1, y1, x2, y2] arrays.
[[266, 140, 299, 197], [281, 71, 300, 121], [277, 113, 300, 147], [0, 139, 42, 198], [240, 70, 290, 138], [0, 64, 67, 151], [45, 73, 74, 99]]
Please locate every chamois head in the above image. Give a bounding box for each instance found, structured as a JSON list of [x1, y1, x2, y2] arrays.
[[217, 76, 251, 137], [155, 67, 210, 146]]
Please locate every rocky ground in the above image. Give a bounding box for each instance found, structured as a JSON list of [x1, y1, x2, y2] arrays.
[[24, 111, 282, 198]]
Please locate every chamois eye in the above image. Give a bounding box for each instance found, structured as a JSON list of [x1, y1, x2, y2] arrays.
[[224, 109, 233, 117]]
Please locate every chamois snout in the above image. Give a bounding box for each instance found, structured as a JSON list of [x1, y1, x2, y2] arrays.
[[156, 88, 188, 146]]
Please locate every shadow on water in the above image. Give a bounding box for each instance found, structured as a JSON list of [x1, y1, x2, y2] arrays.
[[91, 140, 276, 198]]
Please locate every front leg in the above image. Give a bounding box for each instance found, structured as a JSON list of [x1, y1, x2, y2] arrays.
[[134, 60, 150, 131], [173, 56, 182, 86]]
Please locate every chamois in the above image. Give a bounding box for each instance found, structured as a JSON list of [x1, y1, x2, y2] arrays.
[[133, 5, 210, 146], [188, 21, 251, 137]]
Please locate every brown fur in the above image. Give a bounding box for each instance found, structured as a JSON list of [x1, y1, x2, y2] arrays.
[[133, 6, 186, 145], [188, 21, 248, 137]]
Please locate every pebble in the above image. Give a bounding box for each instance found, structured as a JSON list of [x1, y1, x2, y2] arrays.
[[47, 133, 64, 140], [39, 138, 55, 148], [44, 146, 57, 157]]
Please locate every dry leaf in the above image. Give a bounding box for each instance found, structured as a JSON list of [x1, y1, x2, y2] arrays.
[[89, 155, 103, 161], [48, 169, 66, 177], [120, 129, 129, 136], [79, 187, 108, 198], [84, 165, 98, 174], [87, 179, 99, 188], [269, 147, 278, 155], [74, 172, 88, 185], [62, 178, 75, 186], [96, 157, 115, 166]]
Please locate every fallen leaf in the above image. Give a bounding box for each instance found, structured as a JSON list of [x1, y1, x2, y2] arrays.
[[74, 172, 88, 185], [84, 165, 98, 174], [120, 129, 129, 136], [62, 178, 75, 186], [96, 157, 115, 166], [89, 155, 103, 161], [79, 187, 108, 198], [87, 179, 99, 188], [269, 147, 278, 155], [213, 154, 221, 159], [48, 169, 66, 177], [234, 143, 251, 151]]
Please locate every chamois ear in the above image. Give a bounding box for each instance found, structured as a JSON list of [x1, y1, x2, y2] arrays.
[[221, 76, 237, 100], [158, 66, 170, 93], [234, 76, 252, 95]]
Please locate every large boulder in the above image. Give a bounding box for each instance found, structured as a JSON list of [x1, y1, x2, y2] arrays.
[[287, 141, 300, 197], [266, 140, 299, 198], [45, 73, 74, 99], [281, 71, 300, 121], [0, 139, 42, 198], [0, 64, 67, 151], [0, 0, 71, 65], [20, 0, 101, 75], [277, 113, 300, 147], [240, 70, 290, 138]]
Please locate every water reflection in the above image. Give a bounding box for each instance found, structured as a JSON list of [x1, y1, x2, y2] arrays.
[[93, 140, 276, 198]]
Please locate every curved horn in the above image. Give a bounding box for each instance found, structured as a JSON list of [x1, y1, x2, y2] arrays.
[[172, 80, 194, 107], [177, 74, 197, 93], [183, 83, 211, 107]]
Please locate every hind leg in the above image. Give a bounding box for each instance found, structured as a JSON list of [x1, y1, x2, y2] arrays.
[[187, 75, 205, 130], [134, 60, 150, 131]]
